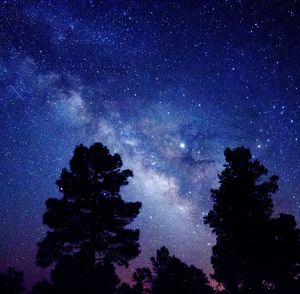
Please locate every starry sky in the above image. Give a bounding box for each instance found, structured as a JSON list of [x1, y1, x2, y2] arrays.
[[0, 0, 300, 288]]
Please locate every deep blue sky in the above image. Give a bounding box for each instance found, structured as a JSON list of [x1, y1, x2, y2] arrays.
[[0, 0, 300, 288]]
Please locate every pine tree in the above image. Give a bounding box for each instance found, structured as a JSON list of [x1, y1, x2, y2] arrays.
[[36, 143, 141, 291], [204, 147, 300, 293], [150, 246, 213, 294], [132, 267, 152, 294]]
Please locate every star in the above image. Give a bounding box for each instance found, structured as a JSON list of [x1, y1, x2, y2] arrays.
[[179, 142, 186, 149]]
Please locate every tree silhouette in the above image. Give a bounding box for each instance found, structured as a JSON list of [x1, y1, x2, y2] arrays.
[[268, 213, 300, 293], [0, 267, 25, 294], [131, 267, 152, 294], [150, 246, 213, 294], [114, 268, 153, 294], [204, 147, 300, 293], [36, 143, 142, 292], [117, 283, 135, 294]]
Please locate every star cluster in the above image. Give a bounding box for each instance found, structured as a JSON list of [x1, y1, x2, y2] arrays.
[[0, 0, 299, 288]]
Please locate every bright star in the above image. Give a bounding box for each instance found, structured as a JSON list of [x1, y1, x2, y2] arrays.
[[180, 142, 186, 149]]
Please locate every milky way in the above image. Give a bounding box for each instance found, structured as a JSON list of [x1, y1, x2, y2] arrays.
[[0, 1, 300, 288]]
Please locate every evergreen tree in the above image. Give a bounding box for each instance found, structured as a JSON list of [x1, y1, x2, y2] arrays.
[[117, 283, 133, 294], [150, 246, 213, 294], [36, 143, 141, 292], [204, 147, 300, 293], [132, 267, 152, 294]]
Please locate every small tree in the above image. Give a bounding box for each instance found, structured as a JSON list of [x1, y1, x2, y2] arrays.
[[36, 143, 142, 290], [204, 147, 300, 293], [117, 283, 133, 294], [150, 246, 213, 294], [132, 267, 152, 294]]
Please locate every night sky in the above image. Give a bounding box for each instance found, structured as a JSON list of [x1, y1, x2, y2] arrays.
[[1, 0, 300, 288]]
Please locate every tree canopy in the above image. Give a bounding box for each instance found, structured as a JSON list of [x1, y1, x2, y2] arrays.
[[150, 246, 213, 294], [205, 147, 300, 293], [35, 143, 141, 292]]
